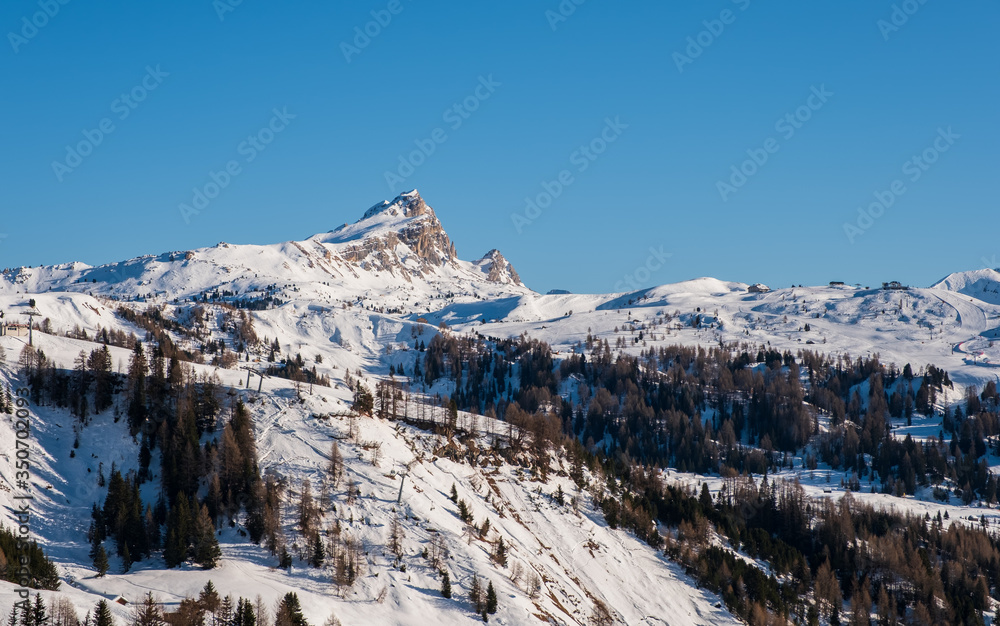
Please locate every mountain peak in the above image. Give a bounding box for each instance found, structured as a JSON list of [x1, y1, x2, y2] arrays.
[[361, 189, 430, 221], [932, 268, 1000, 305], [476, 249, 522, 286], [313, 191, 458, 276]]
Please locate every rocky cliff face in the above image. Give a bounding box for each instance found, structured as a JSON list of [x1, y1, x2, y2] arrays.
[[476, 249, 522, 286], [333, 191, 459, 279]]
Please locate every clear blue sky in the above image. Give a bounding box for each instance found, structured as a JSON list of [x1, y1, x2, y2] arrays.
[[1, 1, 997, 294]]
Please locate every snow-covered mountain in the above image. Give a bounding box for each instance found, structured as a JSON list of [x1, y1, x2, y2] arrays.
[[5, 191, 1000, 625], [0, 190, 529, 306], [933, 268, 1000, 306]]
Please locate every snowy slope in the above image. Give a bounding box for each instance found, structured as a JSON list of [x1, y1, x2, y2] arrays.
[[0, 191, 531, 309], [933, 268, 1000, 306], [5, 190, 1000, 623], [0, 329, 736, 625]]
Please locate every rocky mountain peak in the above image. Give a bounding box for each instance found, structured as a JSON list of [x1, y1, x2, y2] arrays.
[[361, 189, 431, 220], [476, 249, 522, 286]]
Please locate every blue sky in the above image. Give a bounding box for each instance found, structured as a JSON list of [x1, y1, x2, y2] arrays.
[[1, 1, 997, 294]]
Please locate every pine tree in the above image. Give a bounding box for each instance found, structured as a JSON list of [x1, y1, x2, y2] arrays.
[[352, 385, 373, 416], [193, 505, 221, 569], [198, 581, 221, 617], [440, 570, 452, 598], [93, 544, 109, 577], [274, 594, 308, 626], [164, 496, 192, 568], [90, 345, 114, 414], [469, 573, 484, 613], [93, 602, 113, 626], [492, 536, 507, 567], [127, 342, 148, 435], [31, 595, 47, 626], [218, 597, 235, 626], [310, 534, 325, 568], [699, 483, 712, 509], [233, 599, 256, 626], [450, 484, 458, 503], [486, 581, 498, 614]]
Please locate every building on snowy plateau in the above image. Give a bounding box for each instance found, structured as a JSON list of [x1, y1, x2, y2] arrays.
[[0, 322, 28, 337]]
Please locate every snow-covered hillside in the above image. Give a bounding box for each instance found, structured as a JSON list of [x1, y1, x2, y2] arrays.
[[933, 268, 1000, 306], [0, 326, 736, 626], [4, 191, 1000, 624]]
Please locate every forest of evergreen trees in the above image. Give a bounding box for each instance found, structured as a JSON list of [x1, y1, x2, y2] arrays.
[[17, 337, 265, 573], [4, 583, 329, 626], [10, 300, 1000, 623], [418, 329, 1000, 624]]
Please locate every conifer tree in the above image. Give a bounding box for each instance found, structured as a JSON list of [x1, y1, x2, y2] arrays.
[[31, 594, 47, 626], [274, 594, 308, 626], [469, 573, 484, 613], [198, 582, 221, 621], [93, 601, 114, 626], [127, 342, 148, 435], [486, 582, 498, 614], [93, 544, 109, 577], [131, 594, 163, 626], [352, 385, 373, 416], [193, 504, 221, 568], [218, 597, 235, 626], [233, 599, 256, 626], [440, 570, 452, 599], [492, 536, 507, 567], [310, 534, 325, 568]]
